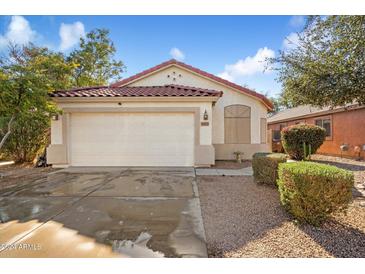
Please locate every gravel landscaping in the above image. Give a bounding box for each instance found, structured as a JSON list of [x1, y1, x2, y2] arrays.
[[197, 173, 365, 257], [311, 154, 365, 198]]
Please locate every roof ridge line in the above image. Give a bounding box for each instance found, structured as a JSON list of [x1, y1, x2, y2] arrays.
[[56, 85, 108, 93]]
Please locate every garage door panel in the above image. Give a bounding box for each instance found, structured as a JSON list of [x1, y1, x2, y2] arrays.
[[70, 113, 194, 166]]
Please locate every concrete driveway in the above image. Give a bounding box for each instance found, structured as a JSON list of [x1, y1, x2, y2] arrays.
[[0, 167, 207, 258]]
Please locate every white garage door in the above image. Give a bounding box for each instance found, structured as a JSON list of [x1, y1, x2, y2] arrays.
[[70, 112, 195, 166]]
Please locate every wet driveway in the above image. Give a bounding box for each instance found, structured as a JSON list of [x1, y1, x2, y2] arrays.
[[0, 167, 207, 258]]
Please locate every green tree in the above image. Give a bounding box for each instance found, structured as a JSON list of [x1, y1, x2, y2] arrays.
[[68, 28, 125, 87], [0, 44, 73, 161], [268, 96, 287, 115], [3, 112, 51, 162], [272, 16, 365, 107]]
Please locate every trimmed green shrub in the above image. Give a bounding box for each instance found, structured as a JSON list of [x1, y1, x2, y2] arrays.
[[281, 124, 326, 160], [1, 112, 50, 163], [277, 161, 354, 226], [252, 152, 287, 185]]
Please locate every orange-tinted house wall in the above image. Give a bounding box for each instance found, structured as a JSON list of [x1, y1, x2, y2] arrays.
[[268, 107, 365, 159]]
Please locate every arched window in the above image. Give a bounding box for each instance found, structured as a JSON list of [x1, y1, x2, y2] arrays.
[[224, 105, 251, 144]]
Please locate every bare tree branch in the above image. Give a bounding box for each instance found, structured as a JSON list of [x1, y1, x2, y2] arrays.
[[0, 114, 15, 150]]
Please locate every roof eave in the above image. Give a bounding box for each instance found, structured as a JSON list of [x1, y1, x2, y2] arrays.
[[267, 104, 364, 124], [52, 96, 221, 103]]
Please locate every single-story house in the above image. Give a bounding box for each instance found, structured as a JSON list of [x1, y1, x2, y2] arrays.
[[47, 59, 273, 167], [268, 104, 365, 159]]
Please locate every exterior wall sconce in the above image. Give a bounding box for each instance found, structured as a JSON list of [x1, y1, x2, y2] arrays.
[[51, 114, 59, 121], [203, 110, 208, 120]]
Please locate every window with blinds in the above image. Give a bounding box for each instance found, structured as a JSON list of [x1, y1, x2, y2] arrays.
[[224, 105, 251, 144], [315, 117, 332, 138]]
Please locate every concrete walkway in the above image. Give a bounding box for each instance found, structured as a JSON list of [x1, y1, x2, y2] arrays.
[[195, 166, 253, 176]]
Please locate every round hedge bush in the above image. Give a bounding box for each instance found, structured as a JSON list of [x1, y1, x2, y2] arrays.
[[281, 124, 326, 160], [277, 161, 354, 226]]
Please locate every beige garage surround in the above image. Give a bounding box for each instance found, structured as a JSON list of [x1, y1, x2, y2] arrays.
[[47, 104, 215, 167]]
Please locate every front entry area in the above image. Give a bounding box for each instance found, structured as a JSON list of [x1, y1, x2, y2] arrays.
[[69, 112, 195, 167]]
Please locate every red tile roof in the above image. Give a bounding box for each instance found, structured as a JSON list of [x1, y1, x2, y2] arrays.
[[51, 84, 223, 98], [111, 59, 273, 110]]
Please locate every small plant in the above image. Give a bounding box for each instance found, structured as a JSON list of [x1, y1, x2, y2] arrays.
[[277, 161, 354, 226], [302, 142, 312, 160], [233, 151, 243, 163], [281, 124, 326, 160], [252, 152, 287, 185]]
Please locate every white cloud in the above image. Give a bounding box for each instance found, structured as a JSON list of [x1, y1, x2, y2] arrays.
[[289, 16, 305, 28], [283, 32, 300, 50], [0, 16, 37, 49], [217, 71, 234, 82], [217, 47, 275, 82], [59, 21, 85, 51], [169, 47, 185, 60]]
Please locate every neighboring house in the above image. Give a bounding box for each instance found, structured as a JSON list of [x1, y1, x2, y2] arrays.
[[268, 104, 365, 159], [47, 59, 272, 167]]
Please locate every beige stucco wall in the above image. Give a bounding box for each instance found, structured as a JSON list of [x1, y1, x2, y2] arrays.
[[127, 65, 268, 145], [214, 144, 269, 160], [50, 119, 63, 144]]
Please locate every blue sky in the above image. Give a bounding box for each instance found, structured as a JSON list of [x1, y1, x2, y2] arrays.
[[0, 15, 305, 97]]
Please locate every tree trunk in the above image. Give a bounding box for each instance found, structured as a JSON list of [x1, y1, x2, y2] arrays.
[[0, 114, 15, 151]]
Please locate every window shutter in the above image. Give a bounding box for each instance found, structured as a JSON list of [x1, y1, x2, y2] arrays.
[[224, 105, 251, 144]]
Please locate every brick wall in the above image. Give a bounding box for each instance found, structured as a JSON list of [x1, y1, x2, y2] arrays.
[[268, 107, 365, 159]]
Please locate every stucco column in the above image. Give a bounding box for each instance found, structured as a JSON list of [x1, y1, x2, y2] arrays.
[[46, 114, 69, 166]]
